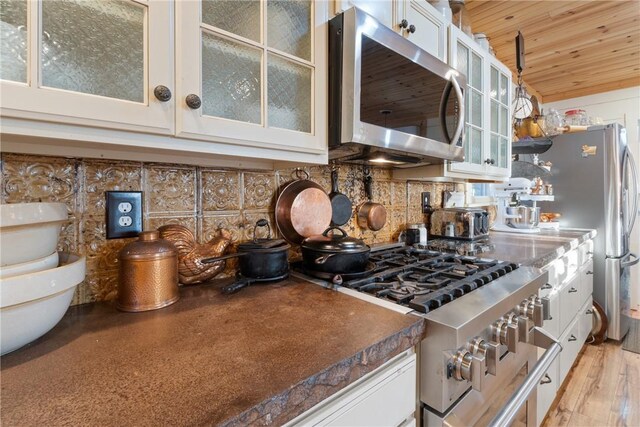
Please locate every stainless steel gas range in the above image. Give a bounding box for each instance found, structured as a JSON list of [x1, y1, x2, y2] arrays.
[[294, 243, 562, 426]]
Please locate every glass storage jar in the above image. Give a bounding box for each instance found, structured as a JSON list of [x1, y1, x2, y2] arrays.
[[564, 109, 587, 126]]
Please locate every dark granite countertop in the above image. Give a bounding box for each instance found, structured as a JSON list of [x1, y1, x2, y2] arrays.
[[483, 228, 597, 268], [1, 278, 425, 426]]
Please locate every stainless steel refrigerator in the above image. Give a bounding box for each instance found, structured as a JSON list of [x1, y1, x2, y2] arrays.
[[539, 123, 639, 341]]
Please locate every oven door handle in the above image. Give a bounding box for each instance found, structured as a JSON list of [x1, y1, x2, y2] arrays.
[[487, 328, 562, 427]]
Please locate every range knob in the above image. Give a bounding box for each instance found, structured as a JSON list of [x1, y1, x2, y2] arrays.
[[518, 296, 549, 327], [506, 312, 530, 344], [493, 317, 519, 353], [468, 337, 498, 376], [452, 348, 485, 391]]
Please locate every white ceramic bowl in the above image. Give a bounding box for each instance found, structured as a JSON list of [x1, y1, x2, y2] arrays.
[[0, 252, 59, 279], [1, 252, 86, 355], [0, 202, 68, 267]]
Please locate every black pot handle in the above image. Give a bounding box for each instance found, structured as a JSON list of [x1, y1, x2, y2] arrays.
[[201, 252, 247, 264], [364, 175, 373, 201], [221, 276, 251, 294], [315, 254, 336, 264], [253, 219, 271, 241], [322, 226, 348, 238], [331, 168, 339, 193]]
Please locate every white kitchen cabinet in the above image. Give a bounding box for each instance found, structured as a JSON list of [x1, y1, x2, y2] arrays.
[[395, 24, 512, 182], [176, 0, 327, 155], [332, 0, 395, 29], [1, 0, 328, 167], [333, 0, 448, 63], [536, 240, 595, 426], [285, 349, 417, 427], [536, 354, 559, 426], [559, 272, 582, 333], [447, 25, 511, 179], [485, 56, 512, 177], [579, 259, 594, 307], [577, 297, 594, 345], [0, 0, 174, 135], [558, 316, 581, 384], [399, 0, 448, 62]]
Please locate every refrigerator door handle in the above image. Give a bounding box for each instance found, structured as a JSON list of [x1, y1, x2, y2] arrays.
[[626, 150, 639, 235], [621, 253, 639, 269]]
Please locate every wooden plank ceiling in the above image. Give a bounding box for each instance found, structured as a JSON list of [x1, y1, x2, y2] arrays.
[[466, 0, 640, 102]]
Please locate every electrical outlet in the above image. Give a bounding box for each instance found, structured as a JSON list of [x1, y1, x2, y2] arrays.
[[106, 191, 143, 239], [422, 192, 433, 213]]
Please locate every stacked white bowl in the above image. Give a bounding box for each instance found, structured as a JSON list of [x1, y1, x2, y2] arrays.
[[0, 203, 86, 355]]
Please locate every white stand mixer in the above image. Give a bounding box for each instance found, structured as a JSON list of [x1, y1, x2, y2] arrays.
[[492, 178, 555, 234]]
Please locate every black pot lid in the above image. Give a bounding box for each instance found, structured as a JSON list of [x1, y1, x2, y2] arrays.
[[301, 227, 369, 253], [238, 238, 289, 251]]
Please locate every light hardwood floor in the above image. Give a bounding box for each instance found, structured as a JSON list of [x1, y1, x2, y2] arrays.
[[542, 311, 640, 427]]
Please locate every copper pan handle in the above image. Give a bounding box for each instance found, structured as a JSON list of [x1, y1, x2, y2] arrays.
[[293, 168, 309, 180]]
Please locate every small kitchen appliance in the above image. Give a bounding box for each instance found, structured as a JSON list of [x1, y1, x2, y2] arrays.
[[328, 7, 466, 167], [430, 207, 489, 240], [492, 178, 554, 234]]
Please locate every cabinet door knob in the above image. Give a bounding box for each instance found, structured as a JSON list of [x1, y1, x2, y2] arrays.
[[568, 287, 578, 293], [568, 334, 577, 342], [399, 19, 408, 29], [407, 24, 416, 34], [485, 158, 495, 165], [153, 85, 172, 102], [586, 309, 594, 315], [586, 271, 594, 275], [185, 94, 202, 109], [540, 374, 552, 385]]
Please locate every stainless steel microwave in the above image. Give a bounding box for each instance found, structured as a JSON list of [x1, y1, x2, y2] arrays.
[[329, 7, 466, 167]]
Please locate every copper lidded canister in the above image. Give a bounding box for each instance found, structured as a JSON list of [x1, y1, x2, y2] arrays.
[[117, 231, 179, 312]]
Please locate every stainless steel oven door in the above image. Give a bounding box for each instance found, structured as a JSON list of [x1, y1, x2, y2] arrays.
[[335, 7, 466, 163], [423, 349, 536, 427], [423, 333, 561, 427]]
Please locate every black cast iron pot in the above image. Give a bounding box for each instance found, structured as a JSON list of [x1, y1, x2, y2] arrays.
[[301, 227, 370, 274], [202, 220, 290, 293]]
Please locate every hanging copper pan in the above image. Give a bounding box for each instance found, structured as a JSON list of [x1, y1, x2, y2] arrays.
[[276, 169, 332, 244], [357, 174, 387, 231]]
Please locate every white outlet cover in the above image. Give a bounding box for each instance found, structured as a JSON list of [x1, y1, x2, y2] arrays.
[[118, 202, 132, 213], [118, 216, 132, 227]]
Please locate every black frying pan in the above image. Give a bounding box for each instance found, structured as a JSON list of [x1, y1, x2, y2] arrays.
[[329, 168, 352, 226]]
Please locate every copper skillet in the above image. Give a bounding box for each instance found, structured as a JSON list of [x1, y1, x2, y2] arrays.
[[275, 169, 333, 244], [357, 174, 387, 231]]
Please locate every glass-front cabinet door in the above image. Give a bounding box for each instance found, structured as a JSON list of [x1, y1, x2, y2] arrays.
[[446, 25, 512, 180], [487, 58, 512, 178], [448, 26, 486, 176], [177, 0, 327, 154], [0, 0, 173, 134]]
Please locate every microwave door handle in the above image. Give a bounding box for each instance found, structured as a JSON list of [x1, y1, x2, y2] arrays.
[[450, 76, 465, 146], [439, 80, 454, 143]]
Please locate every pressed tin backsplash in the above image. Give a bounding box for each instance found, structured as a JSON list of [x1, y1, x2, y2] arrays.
[[0, 152, 463, 305]]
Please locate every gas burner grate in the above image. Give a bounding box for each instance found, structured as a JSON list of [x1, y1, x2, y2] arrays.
[[292, 244, 519, 314], [338, 246, 519, 313]]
